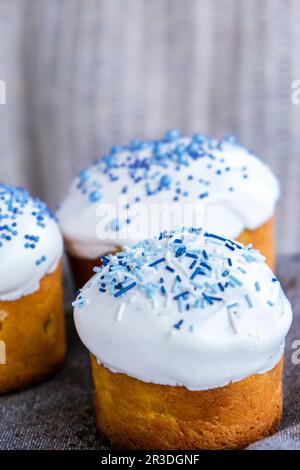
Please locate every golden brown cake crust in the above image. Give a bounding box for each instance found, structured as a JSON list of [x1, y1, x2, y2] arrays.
[[68, 217, 275, 290], [0, 261, 66, 394], [91, 355, 283, 450]]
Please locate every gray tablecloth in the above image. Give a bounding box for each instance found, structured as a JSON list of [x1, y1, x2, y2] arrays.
[[0, 255, 299, 450]]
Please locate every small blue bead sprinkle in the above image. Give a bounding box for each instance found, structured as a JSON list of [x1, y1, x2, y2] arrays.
[[89, 191, 102, 203]]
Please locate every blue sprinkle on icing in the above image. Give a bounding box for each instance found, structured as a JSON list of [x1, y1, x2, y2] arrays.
[[72, 227, 278, 331]]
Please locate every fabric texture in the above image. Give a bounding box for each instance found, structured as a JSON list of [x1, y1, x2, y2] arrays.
[[0, 0, 300, 254], [0, 255, 299, 450]]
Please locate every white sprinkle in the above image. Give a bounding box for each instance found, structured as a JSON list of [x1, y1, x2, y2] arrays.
[[164, 294, 170, 308], [116, 303, 125, 322], [172, 259, 190, 277], [142, 265, 155, 274], [115, 271, 123, 281]]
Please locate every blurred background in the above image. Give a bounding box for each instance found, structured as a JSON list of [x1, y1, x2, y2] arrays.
[[0, 0, 299, 254]]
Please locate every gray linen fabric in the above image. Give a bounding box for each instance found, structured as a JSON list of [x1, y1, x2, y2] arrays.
[[0, 255, 299, 450], [0, 0, 300, 253]]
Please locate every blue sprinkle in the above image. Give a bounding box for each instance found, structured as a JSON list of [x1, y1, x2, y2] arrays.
[[190, 267, 206, 280], [160, 285, 167, 296], [165, 265, 175, 273], [204, 232, 226, 242], [164, 129, 181, 141], [101, 256, 110, 266], [245, 294, 253, 308], [175, 246, 186, 257], [255, 281, 261, 292], [202, 293, 213, 304], [204, 294, 222, 303], [79, 169, 91, 182], [228, 275, 243, 286], [160, 174, 172, 189], [225, 243, 235, 251], [129, 139, 143, 151], [237, 267, 247, 274], [174, 319, 184, 330], [89, 190, 102, 203], [110, 145, 124, 154], [227, 302, 239, 309], [173, 291, 189, 300], [200, 261, 212, 271], [189, 260, 197, 269], [186, 252, 198, 259], [148, 257, 166, 267], [114, 281, 137, 297]]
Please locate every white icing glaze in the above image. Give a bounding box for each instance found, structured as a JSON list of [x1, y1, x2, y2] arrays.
[[0, 185, 63, 301], [57, 132, 279, 259], [73, 227, 292, 391]]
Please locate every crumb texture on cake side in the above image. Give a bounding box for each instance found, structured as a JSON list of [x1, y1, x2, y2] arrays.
[[91, 355, 283, 450], [0, 263, 66, 394]]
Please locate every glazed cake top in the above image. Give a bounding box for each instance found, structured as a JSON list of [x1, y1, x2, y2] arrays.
[[57, 130, 279, 259], [0, 184, 63, 301], [73, 227, 292, 391]]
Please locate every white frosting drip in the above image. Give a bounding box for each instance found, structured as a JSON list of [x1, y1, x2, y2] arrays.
[[0, 185, 63, 301], [73, 228, 292, 390], [57, 133, 279, 259]]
